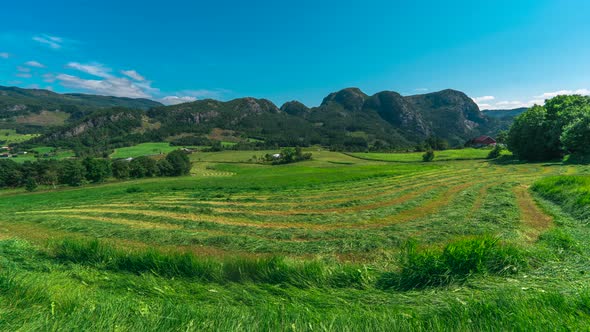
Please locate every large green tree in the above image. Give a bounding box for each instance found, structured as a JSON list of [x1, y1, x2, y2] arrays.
[[165, 150, 191, 176], [83, 158, 112, 183], [561, 112, 590, 155], [507, 95, 590, 161], [507, 105, 557, 161]]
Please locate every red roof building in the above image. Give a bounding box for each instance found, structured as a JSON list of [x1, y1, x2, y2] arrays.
[[470, 136, 497, 147]]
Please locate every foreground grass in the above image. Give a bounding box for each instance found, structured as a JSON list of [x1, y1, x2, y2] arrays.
[[1, 152, 589, 329]]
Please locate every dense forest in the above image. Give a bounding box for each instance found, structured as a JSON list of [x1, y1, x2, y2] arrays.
[[0, 150, 191, 190]]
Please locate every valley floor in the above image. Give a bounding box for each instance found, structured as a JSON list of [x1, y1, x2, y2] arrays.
[[0, 150, 589, 330]]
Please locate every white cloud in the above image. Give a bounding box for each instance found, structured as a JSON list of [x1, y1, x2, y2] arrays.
[[160, 96, 198, 105], [33, 34, 64, 49], [121, 70, 145, 81], [43, 73, 56, 83], [56, 74, 152, 98], [0, 52, 9, 59], [414, 88, 429, 92], [473, 96, 495, 103], [535, 89, 590, 99], [66, 62, 112, 78], [16, 73, 32, 78], [158, 89, 230, 105], [17, 66, 31, 73], [25, 60, 45, 68], [472, 96, 496, 109]]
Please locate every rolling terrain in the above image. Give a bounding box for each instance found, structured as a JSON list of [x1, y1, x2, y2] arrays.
[[1, 86, 515, 153], [0, 150, 589, 329]]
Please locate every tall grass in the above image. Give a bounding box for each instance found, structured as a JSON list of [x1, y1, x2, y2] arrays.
[[533, 175, 590, 221], [49, 238, 373, 289], [378, 236, 527, 290]]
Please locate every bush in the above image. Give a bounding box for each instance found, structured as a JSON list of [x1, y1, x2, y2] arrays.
[[377, 236, 527, 290], [422, 150, 435, 162], [165, 150, 191, 176], [487, 145, 503, 159], [25, 177, 38, 192]]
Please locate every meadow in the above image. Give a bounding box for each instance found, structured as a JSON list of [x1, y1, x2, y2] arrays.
[[110, 142, 183, 159], [0, 129, 39, 145], [0, 148, 589, 330], [349, 148, 509, 162]]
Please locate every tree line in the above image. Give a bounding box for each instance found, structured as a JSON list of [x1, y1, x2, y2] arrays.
[[507, 95, 590, 161], [0, 150, 191, 191]]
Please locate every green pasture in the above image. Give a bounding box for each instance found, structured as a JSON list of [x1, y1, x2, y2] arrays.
[[110, 142, 181, 159], [0, 150, 589, 329], [0, 129, 38, 145], [350, 147, 510, 162]]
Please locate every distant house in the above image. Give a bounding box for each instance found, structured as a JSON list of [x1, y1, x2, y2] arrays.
[[272, 153, 282, 159], [468, 136, 497, 148], [0, 153, 9, 158]]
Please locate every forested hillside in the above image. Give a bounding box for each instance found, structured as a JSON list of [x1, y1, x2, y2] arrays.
[[1, 86, 514, 155]]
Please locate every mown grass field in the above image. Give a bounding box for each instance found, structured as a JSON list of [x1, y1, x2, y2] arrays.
[[350, 148, 510, 162], [0, 129, 39, 145], [1, 149, 590, 330], [110, 142, 180, 159]]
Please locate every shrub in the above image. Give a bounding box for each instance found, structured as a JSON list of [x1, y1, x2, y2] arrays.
[[25, 177, 38, 192], [165, 150, 191, 176], [487, 145, 503, 159], [422, 150, 435, 162]]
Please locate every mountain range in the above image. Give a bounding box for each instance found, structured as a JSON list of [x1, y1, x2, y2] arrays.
[[0, 85, 522, 153]]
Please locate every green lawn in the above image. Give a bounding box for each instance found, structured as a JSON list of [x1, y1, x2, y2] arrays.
[[0, 129, 38, 145], [110, 142, 182, 159], [0, 151, 588, 329], [350, 148, 509, 162]]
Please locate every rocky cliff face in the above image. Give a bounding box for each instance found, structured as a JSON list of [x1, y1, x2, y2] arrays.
[[364, 91, 430, 137]]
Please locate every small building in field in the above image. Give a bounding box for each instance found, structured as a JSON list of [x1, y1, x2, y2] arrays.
[[467, 136, 497, 148], [272, 153, 282, 159]]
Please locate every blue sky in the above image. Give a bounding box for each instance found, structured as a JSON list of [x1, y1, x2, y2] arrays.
[[1, 0, 589, 109]]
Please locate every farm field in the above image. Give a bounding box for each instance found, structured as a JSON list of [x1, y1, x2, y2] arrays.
[[110, 142, 185, 159], [350, 148, 509, 162], [0, 151, 590, 329], [0, 129, 39, 145], [8, 146, 75, 163]]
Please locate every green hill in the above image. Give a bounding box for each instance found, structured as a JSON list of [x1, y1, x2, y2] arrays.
[[0, 86, 162, 132], [6, 86, 514, 154]]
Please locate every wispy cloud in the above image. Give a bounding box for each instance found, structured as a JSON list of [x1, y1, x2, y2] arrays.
[[43, 73, 56, 83], [535, 89, 590, 99], [159, 96, 198, 105], [0, 52, 9, 59], [159, 89, 231, 105], [17, 66, 31, 73], [56, 74, 152, 98], [66, 62, 112, 78], [472, 96, 495, 109], [25, 60, 45, 68], [16, 73, 32, 78], [33, 34, 64, 49], [474, 89, 590, 110], [121, 70, 145, 81], [414, 88, 429, 92]]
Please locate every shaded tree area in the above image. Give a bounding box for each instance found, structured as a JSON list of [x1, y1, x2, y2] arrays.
[[507, 95, 590, 161], [0, 150, 192, 190]]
